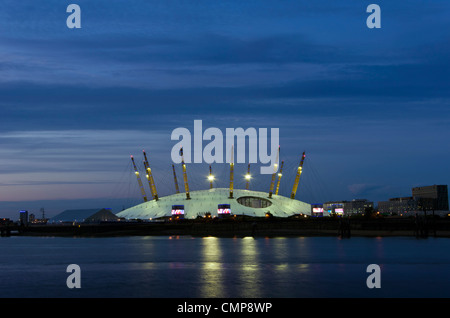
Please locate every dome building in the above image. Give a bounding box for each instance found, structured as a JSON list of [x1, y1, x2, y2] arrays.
[[117, 188, 311, 220], [117, 150, 310, 220]]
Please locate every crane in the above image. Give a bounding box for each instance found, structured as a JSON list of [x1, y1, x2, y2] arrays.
[[290, 151, 306, 199], [143, 150, 158, 201], [180, 147, 191, 200], [130, 155, 148, 202], [275, 160, 284, 195], [172, 164, 180, 194]]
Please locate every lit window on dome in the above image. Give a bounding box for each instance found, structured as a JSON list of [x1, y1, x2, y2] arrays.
[[236, 196, 272, 208]]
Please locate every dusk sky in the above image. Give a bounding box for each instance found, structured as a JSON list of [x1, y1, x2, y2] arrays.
[[0, 0, 449, 219]]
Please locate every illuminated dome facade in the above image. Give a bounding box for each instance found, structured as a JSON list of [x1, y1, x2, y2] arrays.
[[117, 188, 311, 220]]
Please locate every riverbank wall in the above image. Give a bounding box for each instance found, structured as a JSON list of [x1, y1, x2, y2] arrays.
[[13, 216, 450, 238]]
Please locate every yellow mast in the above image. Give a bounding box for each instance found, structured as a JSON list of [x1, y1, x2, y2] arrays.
[[208, 165, 214, 189], [268, 146, 280, 199], [172, 164, 180, 194], [180, 147, 191, 200], [143, 150, 158, 201], [245, 164, 251, 190], [130, 155, 147, 202], [275, 160, 284, 195], [290, 151, 306, 199], [143, 161, 153, 197], [229, 145, 234, 199]]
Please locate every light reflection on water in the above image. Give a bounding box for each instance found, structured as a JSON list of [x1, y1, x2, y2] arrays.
[[238, 237, 262, 298], [1, 235, 450, 298], [200, 237, 224, 298]]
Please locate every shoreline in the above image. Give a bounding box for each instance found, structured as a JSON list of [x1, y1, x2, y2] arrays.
[[10, 217, 450, 238]]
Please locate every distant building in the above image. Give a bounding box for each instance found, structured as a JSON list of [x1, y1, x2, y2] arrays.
[[378, 197, 418, 215], [49, 208, 120, 223], [378, 185, 449, 215], [19, 210, 28, 225], [0, 218, 12, 226], [412, 185, 449, 211], [345, 199, 374, 215], [322, 199, 373, 216], [323, 201, 345, 216]]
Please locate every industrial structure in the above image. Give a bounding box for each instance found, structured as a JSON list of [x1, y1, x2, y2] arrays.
[[117, 148, 311, 220]]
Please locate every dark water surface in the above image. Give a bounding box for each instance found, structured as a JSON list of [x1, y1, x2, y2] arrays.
[[1, 235, 449, 298]]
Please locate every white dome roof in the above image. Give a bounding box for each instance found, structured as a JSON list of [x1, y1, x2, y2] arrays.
[[117, 188, 311, 219]]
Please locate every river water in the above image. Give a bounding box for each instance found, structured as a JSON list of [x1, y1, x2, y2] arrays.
[[0, 235, 449, 298]]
